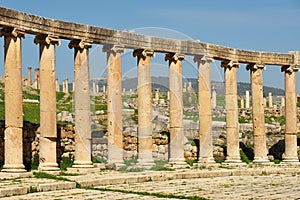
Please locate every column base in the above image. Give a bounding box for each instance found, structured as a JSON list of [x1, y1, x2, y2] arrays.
[[137, 159, 155, 169], [107, 160, 126, 170], [198, 157, 216, 164], [1, 164, 26, 173], [225, 156, 242, 164], [253, 157, 270, 164], [169, 158, 189, 169], [282, 157, 300, 165], [72, 160, 94, 168]]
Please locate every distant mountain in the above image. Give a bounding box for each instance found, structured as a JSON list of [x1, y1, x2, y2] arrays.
[[90, 77, 285, 97]]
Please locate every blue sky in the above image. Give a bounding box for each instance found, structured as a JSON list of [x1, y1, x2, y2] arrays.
[[0, 0, 300, 92]]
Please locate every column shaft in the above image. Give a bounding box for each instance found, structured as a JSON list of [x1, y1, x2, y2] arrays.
[[249, 64, 268, 163], [104, 45, 124, 167], [166, 53, 186, 165], [195, 56, 214, 163], [69, 40, 93, 168], [1, 28, 26, 172], [34, 35, 60, 171], [222, 61, 241, 163], [134, 49, 154, 168], [282, 66, 299, 163]]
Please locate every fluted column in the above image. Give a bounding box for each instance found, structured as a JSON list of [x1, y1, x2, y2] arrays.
[[133, 49, 155, 168], [0, 28, 26, 172], [247, 63, 269, 163], [103, 45, 125, 168], [194, 55, 215, 163], [282, 65, 299, 163], [69, 39, 93, 168], [165, 53, 186, 165], [221, 60, 241, 163], [34, 34, 60, 171]]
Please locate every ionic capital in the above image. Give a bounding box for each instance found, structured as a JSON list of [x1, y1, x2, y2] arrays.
[[281, 65, 299, 74], [133, 49, 155, 59], [0, 28, 25, 39], [34, 34, 61, 46], [193, 55, 214, 65], [68, 39, 92, 50], [246, 63, 266, 71], [221, 60, 240, 69], [165, 53, 185, 63], [102, 44, 125, 55]]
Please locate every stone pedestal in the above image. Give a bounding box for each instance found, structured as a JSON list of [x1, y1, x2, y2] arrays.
[[221, 60, 241, 163], [103, 45, 125, 168], [69, 40, 93, 168], [194, 55, 215, 163], [282, 65, 299, 164], [0, 28, 26, 172], [34, 34, 61, 171], [166, 53, 186, 166], [134, 49, 155, 168], [247, 64, 269, 163]]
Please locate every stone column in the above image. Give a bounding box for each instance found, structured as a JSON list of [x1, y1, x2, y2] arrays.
[[194, 55, 215, 163], [268, 92, 273, 108], [245, 90, 250, 109], [92, 81, 96, 96], [103, 45, 125, 168], [211, 86, 217, 109], [247, 64, 269, 163], [56, 79, 60, 92], [34, 34, 61, 171], [69, 39, 93, 168], [0, 28, 26, 172], [155, 89, 160, 103], [27, 67, 32, 86], [133, 49, 155, 168], [72, 80, 75, 92], [240, 96, 245, 109], [34, 68, 40, 89], [263, 98, 267, 108], [103, 85, 106, 93], [65, 78, 69, 94], [96, 84, 99, 94], [282, 65, 299, 163], [221, 60, 241, 163], [281, 96, 285, 107], [165, 53, 186, 165]]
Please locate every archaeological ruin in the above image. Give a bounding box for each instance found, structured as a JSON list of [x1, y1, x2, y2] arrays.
[[0, 6, 299, 174]]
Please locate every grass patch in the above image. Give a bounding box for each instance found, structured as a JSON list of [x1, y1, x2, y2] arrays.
[[240, 150, 251, 164], [59, 157, 73, 171], [151, 160, 174, 171], [186, 159, 198, 166], [270, 159, 281, 164], [31, 153, 39, 170], [92, 157, 107, 163]]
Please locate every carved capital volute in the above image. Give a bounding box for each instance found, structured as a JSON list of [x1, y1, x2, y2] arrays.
[[221, 60, 240, 69], [193, 55, 214, 65], [246, 63, 266, 71], [281, 65, 299, 74], [165, 53, 185, 63], [68, 39, 92, 50], [34, 34, 61, 46], [133, 49, 155, 59], [102, 44, 125, 55], [0, 28, 25, 39]]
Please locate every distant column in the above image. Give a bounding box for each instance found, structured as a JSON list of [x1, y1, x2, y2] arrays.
[[155, 89, 160, 103], [221, 60, 241, 163], [240, 96, 245, 109], [34, 34, 61, 171], [268, 92, 273, 108], [247, 63, 269, 163], [282, 65, 299, 163], [134, 49, 155, 168], [211, 86, 217, 109], [103, 85, 106, 93], [103, 44, 125, 168], [27, 67, 32, 86], [65, 78, 69, 94], [194, 55, 215, 163], [263, 97, 267, 108], [72, 80, 75, 92], [281, 96, 285, 107], [56, 79, 60, 92], [96, 84, 99, 94], [69, 39, 93, 168], [92, 81, 96, 96], [165, 53, 186, 166], [245, 90, 250, 108], [0, 28, 26, 172], [34, 68, 40, 89]]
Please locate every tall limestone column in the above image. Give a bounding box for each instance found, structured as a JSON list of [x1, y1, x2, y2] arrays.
[[211, 86, 217, 109], [27, 67, 32, 86], [69, 39, 93, 168], [133, 49, 155, 168], [34, 34, 61, 171], [165, 53, 186, 165], [247, 63, 269, 163], [103, 45, 125, 168], [282, 65, 299, 163], [268, 92, 273, 108], [221, 60, 241, 163], [245, 90, 250, 108], [0, 28, 26, 172], [194, 55, 215, 163]]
